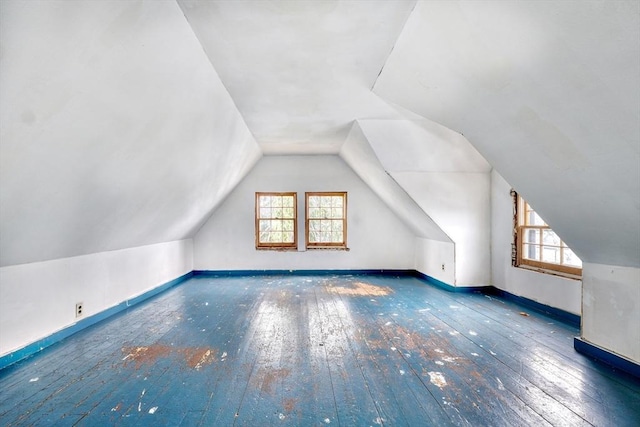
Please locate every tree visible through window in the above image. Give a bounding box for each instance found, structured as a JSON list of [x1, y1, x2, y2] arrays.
[[255, 192, 297, 249], [306, 192, 347, 249], [515, 192, 581, 276]]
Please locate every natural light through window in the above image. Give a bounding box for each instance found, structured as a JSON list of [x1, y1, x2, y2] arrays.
[[515, 193, 582, 276], [255, 192, 297, 249], [306, 192, 347, 249]]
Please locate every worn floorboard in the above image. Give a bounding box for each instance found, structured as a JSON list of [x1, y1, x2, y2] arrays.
[[1, 274, 639, 426]]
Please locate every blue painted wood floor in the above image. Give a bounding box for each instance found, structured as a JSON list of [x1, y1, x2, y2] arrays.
[[1, 275, 639, 426]]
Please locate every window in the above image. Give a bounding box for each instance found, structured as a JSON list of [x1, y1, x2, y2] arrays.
[[514, 192, 582, 276], [255, 192, 297, 250], [305, 192, 347, 249]]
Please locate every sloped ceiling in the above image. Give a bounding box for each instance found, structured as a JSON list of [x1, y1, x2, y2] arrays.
[[374, 0, 640, 268], [2, 0, 638, 271], [0, 1, 261, 266], [177, 0, 416, 153]]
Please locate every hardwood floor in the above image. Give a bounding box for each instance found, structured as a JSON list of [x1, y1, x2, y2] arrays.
[[1, 274, 639, 426]]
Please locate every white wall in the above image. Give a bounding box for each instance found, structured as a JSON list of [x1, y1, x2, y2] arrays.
[[356, 119, 491, 286], [0, 0, 261, 266], [194, 156, 416, 271], [582, 263, 640, 363], [491, 170, 581, 315], [414, 238, 455, 285], [0, 239, 193, 357]]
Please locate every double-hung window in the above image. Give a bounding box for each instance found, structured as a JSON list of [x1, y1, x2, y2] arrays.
[[305, 192, 347, 249], [255, 192, 297, 250], [515, 193, 582, 276]]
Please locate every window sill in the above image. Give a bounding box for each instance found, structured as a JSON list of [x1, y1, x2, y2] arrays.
[[306, 247, 350, 251], [515, 264, 582, 280], [256, 247, 298, 251]]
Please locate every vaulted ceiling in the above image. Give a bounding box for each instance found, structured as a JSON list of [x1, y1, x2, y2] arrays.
[[1, 1, 638, 269]]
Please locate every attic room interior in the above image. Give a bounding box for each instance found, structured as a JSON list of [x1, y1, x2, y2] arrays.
[[1, 0, 639, 425]]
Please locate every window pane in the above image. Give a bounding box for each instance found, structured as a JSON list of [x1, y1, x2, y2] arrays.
[[272, 197, 282, 207], [283, 196, 293, 208], [563, 248, 582, 267], [309, 196, 319, 208], [332, 196, 343, 207], [283, 232, 294, 243], [331, 207, 343, 219], [282, 220, 294, 231], [542, 230, 561, 246], [283, 208, 294, 218], [522, 244, 540, 261], [269, 232, 282, 242], [523, 229, 540, 244], [542, 246, 561, 264], [259, 196, 271, 208], [331, 231, 343, 242], [259, 220, 271, 232], [527, 210, 546, 226]]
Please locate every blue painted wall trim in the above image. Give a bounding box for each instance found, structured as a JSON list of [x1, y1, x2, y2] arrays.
[[0, 271, 193, 371], [574, 337, 640, 379], [410, 270, 488, 294], [193, 269, 416, 277], [485, 287, 581, 328]]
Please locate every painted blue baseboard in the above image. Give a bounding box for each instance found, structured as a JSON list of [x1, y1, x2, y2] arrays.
[[574, 337, 640, 379], [193, 269, 416, 277], [0, 271, 193, 371], [485, 287, 581, 328], [410, 270, 488, 293]]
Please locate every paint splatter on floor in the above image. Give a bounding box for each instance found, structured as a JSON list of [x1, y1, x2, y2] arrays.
[[121, 345, 218, 370], [428, 372, 447, 388]]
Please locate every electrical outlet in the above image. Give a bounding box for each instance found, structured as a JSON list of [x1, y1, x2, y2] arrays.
[[441, 264, 445, 271], [76, 302, 83, 318]]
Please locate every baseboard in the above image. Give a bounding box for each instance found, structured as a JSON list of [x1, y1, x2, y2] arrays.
[[574, 337, 640, 379], [0, 271, 193, 371], [409, 270, 489, 293], [485, 287, 581, 328], [193, 269, 417, 277]]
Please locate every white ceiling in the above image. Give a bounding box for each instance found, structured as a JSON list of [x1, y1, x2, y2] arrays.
[[178, 0, 416, 153]]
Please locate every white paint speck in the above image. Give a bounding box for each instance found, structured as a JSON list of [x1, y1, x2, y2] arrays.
[[496, 377, 505, 391], [399, 370, 405, 375], [279, 413, 285, 420], [435, 360, 444, 366], [201, 329, 206, 332], [385, 321, 392, 326], [489, 350, 497, 356], [434, 348, 444, 354], [29, 377, 39, 382], [374, 417, 384, 425], [405, 353, 411, 358], [469, 330, 478, 336], [428, 372, 447, 388], [449, 305, 459, 309], [449, 331, 460, 336], [324, 418, 331, 423], [149, 406, 158, 414], [390, 347, 397, 351], [138, 402, 142, 412], [471, 352, 479, 357], [392, 313, 398, 316], [205, 302, 208, 306]]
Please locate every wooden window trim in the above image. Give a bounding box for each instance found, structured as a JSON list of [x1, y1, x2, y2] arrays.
[[305, 192, 348, 249], [255, 192, 298, 250], [514, 193, 582, 277]]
